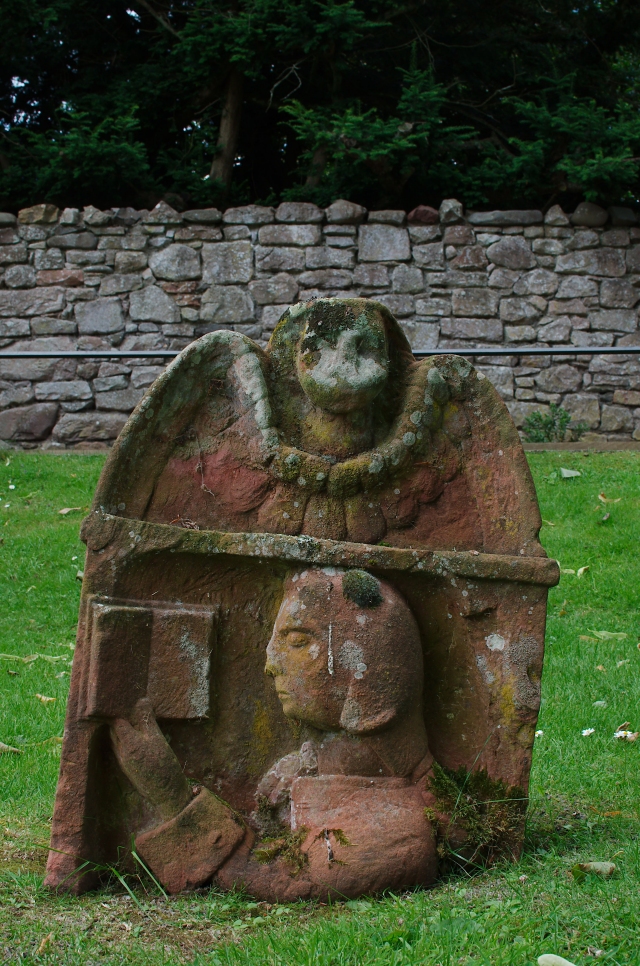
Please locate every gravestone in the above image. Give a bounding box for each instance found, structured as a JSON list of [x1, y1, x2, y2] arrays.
[[46, 297, 558, 899]]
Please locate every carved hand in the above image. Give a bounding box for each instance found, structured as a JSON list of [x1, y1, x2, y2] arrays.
[[111, 698, 192, 823]]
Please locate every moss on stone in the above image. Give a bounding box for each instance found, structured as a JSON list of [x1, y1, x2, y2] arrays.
[[253, 826, 309, 875], [426, 762, 527, 872], [342, 569, 383, 608]]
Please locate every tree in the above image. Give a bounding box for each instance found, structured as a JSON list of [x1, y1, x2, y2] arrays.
[[1, 0, 640, 211]]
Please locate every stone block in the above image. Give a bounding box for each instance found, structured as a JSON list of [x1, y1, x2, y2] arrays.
[[535, 364, 582, 393], [249, 273, 299, 305], [601, 229, 629, 247], [357, 225, 410, 262], [452, 289, 499, 317], [353, 264, 389, 288], [588, 309, 637, 332], [0, 318, 30, 339], [201, 242, 253, 284], [488, 268, 519, 289], [613, 389, 640, 405], [129, 286, 180, 324], [475, 365, 514, 399], [532, 238, 565, 255], [367, 210, 406, 226], [0, 213, 17, 227], [548, 299, 587, 315], [33, 248, 64, 272], [438, 199, 464, 224], [201, 285, 255, 322], [561, 393, 600, 428], [275, 202, 323, 224], [93, 374, 128, 392], [120, 232, 148, 252], [305, 247, 354, 269], [31, 317, 77, 336], [35, 380, 92, 402], [468, 210, 542, 226], [392, 264, 423, 293], [507, 400, 550, 427], [76, 298, 124, 335], [537, 318, 571, 342], [556, 249, 625, 277], [567, 230, 599, 250], [95, 387, 145, 411], [0, 229, 19, 244], [297, 270, 352, 290], [443, 225, 475, 245], [414, 298, 450, 317], [486, 237, 535, 270], [36, 269, 84, 287], [625, 247, 640, 272], [223, 226, 251, 241], [544, 205, 570, 226], [513, 269, 558, 296], [412, 243, 445, 271], [174, 227, 222, 242], [4, 264, 36, 288], [66, 250, 107, 266], [407, 205, 438, 225], [0, 381, 34, 408], [608, 206, 637, 227], [0, 287, 65, 317], [258, 225, 321, 247], [400, 320, 440, 349], [182, 208, 222, 225], [599, 279, 639, 309], [505, 325, 536, 342], [98, 273, 143, 295], [375, 294, 415, 317], [143, 201, 182, 225], [556, 276, 598, 298], [0, 242, 28, 264], [449, 247, 488, 271], [114, 251, 148, 272], [18, 204, 59, 225], [254, 246, 305, 272], [0, 402, 58, 441], [600, 404, 633, 432], [149, 244, 200, 282], [83, 205, 112, 227], [408, 226, 441, 243], [570, 330, 614, 347], [223, 205, 274, 226], [60, 208, 80, 226], [47, 232, 97, 250], [53, 411, 127, 442], [571, 202, 608, 227], [499, 298, 541, 322], [325, 200, 367, 225], [130, 366, 165, 389], [440, 317, 503, 341]]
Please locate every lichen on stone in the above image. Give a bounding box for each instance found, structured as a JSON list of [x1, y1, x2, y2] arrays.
[[341, 569, 383, 608]]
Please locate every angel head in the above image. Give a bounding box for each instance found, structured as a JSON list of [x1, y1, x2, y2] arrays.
[[265, 568, 423, 734]]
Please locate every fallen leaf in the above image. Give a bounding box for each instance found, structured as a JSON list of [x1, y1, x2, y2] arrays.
[[598, 492, 621, 504], [577, 566, 590, 578], [598, 513, 610, 524], [35, 694, 55, 704], [76, 570, 84, 581], [538, 955, 578, 966], [0, 741, 22, 754], [26, 585, 36, 592], [558, 599, 568, 616], [559, 467, 581, 478], [593, 700, 607, 708], [58, 507, 82, 515], [595, 665, 606, 672], [587, 948, 605, 958], [580, 635, 598, 642], [561, 568, 576, 575], [603, 811, 622, 817], [617, 659, 630, 668], [36, 933, 53, 956], [542, 519, 556, 527], [591, 630, 627, 640], [576, 861, 616, 877]]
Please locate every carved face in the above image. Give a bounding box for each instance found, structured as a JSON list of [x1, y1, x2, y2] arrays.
[[296, 309, 389, 414], [265, 569, 423, 734]]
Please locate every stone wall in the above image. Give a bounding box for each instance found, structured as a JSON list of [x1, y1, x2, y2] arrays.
[[1, 197, 639, 448]]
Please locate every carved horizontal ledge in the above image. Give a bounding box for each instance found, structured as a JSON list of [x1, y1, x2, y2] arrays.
[[83, 512, 560, 587]]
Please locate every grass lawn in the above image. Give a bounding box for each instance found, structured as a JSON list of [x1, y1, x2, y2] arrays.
[[1, 450, 639, 966]]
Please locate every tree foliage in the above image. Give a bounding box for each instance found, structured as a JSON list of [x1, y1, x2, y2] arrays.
[[1, 0, 640, 211]]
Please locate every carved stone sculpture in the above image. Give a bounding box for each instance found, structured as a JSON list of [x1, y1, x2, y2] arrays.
[[46, 297, 558, 898]]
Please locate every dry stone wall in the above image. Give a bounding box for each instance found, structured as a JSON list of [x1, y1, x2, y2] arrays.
[[1, 198, 640, 448]]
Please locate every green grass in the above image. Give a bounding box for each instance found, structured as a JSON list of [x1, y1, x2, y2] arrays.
[[1, 451, 639, 966]]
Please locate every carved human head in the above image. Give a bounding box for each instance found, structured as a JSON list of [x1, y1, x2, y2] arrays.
[[265, 568, 423, 734], [294, 300, 389, 414]]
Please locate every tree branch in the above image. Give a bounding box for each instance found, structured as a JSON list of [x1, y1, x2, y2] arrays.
[[135, 0, 181, 39]]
